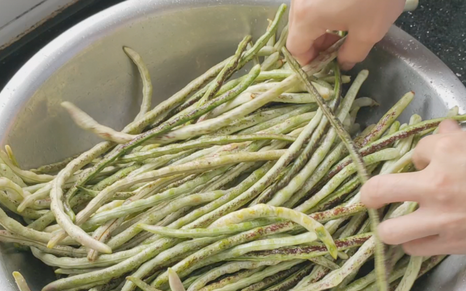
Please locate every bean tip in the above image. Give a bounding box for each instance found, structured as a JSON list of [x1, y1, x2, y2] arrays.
[[168, 268, 186, 291], [329, 248, 339, 260], [123, 46, 138, 58], [358, 70, 370, 79], [101, 245, 113, 254], [60, 101, 74, 111]]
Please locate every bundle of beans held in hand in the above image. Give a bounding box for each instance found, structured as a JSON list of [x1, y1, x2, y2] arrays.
[[0, 4, 462, 291]]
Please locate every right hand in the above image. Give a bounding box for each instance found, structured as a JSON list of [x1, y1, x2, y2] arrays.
[[287, 0, 405, 69], [361, 120, 466, 256]]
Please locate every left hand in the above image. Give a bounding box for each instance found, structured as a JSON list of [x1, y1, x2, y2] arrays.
[[286, 0, 405, 68], [361, 120, 466, 256]]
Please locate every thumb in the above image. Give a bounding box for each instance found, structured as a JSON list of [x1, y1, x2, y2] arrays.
[[438, 119, 461, 134]]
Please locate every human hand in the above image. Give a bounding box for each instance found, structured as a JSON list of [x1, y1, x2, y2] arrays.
[[287, 0, 405, 70], [361, 120, 466, 256]]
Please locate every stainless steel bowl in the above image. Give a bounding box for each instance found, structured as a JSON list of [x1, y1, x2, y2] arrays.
[[0, 0, 465, 290]]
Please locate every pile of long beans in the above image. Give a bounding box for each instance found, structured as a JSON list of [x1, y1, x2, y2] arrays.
[[0, 4, 461, 291]]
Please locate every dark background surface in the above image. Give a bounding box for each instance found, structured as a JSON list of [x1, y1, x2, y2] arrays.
[[396, 0, 466, 85], [0, 0, 465, 89]]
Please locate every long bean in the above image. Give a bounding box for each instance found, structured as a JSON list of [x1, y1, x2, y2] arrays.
[[241, 111, 315, 136], [187, 261, 278, 291], [138, 219, 269, 238], [112, 163, 273, 255], [213, 105, 309, 135], [50, 151, 277, 249], [62, 102, 136, 144], [259, 67, 342, 206], [49, 64, 262, 245], [0, 177, 28, 203], [84, 190, 225, 229], [200, 233, 320, 268], [212, 205, 337, 258], [395, 256, 423, 291], [199, 269, 264, 291], [150, 221, 299, 289], [238, 233, 371, 262], [269, 69, 368, 207], [326, 115, 466, 180], [63, 4, 287, 204], [169, 268, 187, 291], [126, 277, 161, 291], [0, 151, 54, 184], [13, 272, 32, 291], [120, 134, 293, 162], [0, 8, 456, 291], [241, 262, 305, 291], [210, 85, 329, 118], [264, 263, 313, 291], [296, 148, 400, 212], [287, 54, 389, 290], [216, 260, 303, 291], [0, 163, 27, 187], [0, 230, 85, 257], [124, 46, 153, 121], [0, 207, 77, 246], [363, 257, 433, 291], [29, 155, 80, 175], [197, 35, 251, 107]]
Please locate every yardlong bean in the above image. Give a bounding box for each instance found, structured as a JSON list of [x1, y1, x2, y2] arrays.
[[1, 6, 457, 291]]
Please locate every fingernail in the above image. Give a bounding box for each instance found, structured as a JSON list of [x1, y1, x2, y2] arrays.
[[340, 62, 356, 71]]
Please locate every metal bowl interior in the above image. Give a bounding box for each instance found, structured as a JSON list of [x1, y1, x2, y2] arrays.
[[0, 0, 465, 290]]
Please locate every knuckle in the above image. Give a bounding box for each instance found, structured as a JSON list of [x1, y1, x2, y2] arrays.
[[378, 222, 399, 245], [402, 243, 420, 256], [434, 135, 457, 153], [364, 32, 384, 44], [434, 192, 454, 205], [338, 52, 362, 65], [363, 22, 388, 43], [354, 28, 384, 45], [431, 173, 450, 189], [429, 174, 454, 204]]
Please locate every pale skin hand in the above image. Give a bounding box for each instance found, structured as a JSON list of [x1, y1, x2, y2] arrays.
[[288, 0, 466, 256], [361, 120, 466, 256], [287, 0, 405, 69]]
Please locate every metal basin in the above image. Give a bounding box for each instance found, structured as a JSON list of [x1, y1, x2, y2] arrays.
[[0, 0, 465, 290]]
